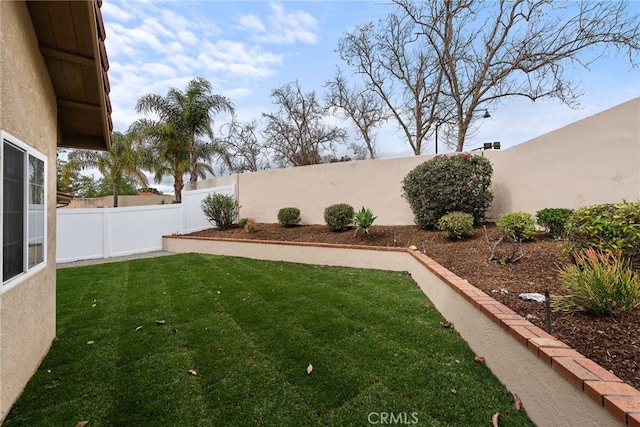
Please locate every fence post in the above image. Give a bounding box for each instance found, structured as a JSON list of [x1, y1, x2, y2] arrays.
[[102, 208, 111, 259]]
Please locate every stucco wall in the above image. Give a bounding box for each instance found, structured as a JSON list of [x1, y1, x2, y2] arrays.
[[0, 2, 58, 421], [197, 98, 639, 225], [486, 97, 640, 217], [63, 194, 176, 209]]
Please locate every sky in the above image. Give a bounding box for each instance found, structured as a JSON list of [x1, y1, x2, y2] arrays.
[[101, 0, 640, 193]]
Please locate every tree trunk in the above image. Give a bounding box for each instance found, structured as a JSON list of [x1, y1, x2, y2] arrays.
[[189, 131, 197, 189], [113, 187, 119, 208], [174, 175, 184, 203]]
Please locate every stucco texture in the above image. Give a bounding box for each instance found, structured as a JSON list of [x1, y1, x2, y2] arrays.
[[1, 1, 58, 421], [197, 98, 640, 225]]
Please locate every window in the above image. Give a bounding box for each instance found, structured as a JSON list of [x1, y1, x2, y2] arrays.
[[2, 132, 46, 287]]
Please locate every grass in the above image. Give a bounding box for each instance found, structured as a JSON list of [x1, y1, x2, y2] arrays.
[[5, 254, 534, 426]]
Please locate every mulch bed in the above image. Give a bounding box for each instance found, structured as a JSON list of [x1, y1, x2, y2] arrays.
[[187, 222, 640, 390]]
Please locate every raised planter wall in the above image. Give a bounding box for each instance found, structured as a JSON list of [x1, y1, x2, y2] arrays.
[[163, 235, 640, 427]]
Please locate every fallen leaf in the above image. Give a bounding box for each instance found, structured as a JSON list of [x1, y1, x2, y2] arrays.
[[474, 356, 485, 364], [156, 320, 166, 325], [492, 412, 499, 427], [87, 340, 95, 345], [514, 394, 522, 411], [76, 421, 89, 427], [173, 328, 179, 334], [188, 369, 198, 376], [439, 321, 451, 328], [306, 364, 313, 374], [135, 326, 143, 331], [450, 388, 457, 395]]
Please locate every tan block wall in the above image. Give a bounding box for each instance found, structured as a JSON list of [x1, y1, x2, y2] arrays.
[[63, 194, 176, 209], [0, 2, 58, 421], [486, 97, 640, 217], [198, 98, 639, 225]]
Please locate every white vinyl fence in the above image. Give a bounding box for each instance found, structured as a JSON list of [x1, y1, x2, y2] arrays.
[[56, 184, 235, 263]]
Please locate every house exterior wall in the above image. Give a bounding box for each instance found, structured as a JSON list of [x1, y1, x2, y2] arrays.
[[0, 1, 58, 421], [196, 98, 640, 225]]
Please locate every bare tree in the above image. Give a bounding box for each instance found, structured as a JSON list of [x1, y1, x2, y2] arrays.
[[337, 12, 450, 155], [262, 81, 347, 167], [396, 0, 640, 151], [218, 115, 270, 174], [324, 69, 390, 159]]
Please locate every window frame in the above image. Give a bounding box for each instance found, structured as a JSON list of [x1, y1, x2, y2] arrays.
[[1, 131, 48, 294]]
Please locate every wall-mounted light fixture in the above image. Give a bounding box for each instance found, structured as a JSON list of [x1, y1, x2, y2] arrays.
[[471, 141, 501, 151]]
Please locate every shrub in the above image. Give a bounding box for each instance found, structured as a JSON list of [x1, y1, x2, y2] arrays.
[[496, 212, 536, 241], [564, 200, 640, 271], [277, 207, 301, 228], [244, 218, 257, 233], [553, 248, 640, 316], [402, 154, 493, 229], [437, 212, 474, 240], [324, 203, 354, 232], [201, 193, 239, 230], [353, 207, 377, 237], [536, 208, 574, 238], [237, 218, 249, 228]]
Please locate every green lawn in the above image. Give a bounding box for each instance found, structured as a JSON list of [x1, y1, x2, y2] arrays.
[[5, 254, 534, 426]]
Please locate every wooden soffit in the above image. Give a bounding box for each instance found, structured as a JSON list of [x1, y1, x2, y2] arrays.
[[27, 0, 113, 151]]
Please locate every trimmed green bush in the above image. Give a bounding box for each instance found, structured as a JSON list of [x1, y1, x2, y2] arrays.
[[536, 208, 574, 238], [554, 248, 640, 316], [496, 212, 536, 241], [277, 207, 301, 228], [201, 193, 239, 230], [437, 212, 474, 240], [564, 200, 640, 270], [324, 203, 354, 232], [402, 154, 493, 229], [237, 218, 249, 228]]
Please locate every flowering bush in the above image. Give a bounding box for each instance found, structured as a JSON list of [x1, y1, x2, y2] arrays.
[[402, 154, 493, 229]]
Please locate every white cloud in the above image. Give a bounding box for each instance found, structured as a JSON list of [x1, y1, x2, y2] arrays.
[[238, 2, 318, 45], [101, 1, 134, 22], [196, 40, 282, 78], [238, 14, 266, 32], [223, 87, 252, 100]]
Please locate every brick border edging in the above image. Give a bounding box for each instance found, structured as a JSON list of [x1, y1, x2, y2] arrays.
[[406, 249, 640, 426], [166, 235, 640, 426]]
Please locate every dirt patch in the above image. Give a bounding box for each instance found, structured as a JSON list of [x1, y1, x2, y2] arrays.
[[188, 222, 640, 390]]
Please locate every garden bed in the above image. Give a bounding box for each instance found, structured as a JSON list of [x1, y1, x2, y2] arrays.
[[187, 222, 640, 391]]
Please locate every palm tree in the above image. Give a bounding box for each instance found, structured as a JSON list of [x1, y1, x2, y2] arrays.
[[62, 131, 149, 207], [129, 119, 218, 203], [135, 77, 233, 189]]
